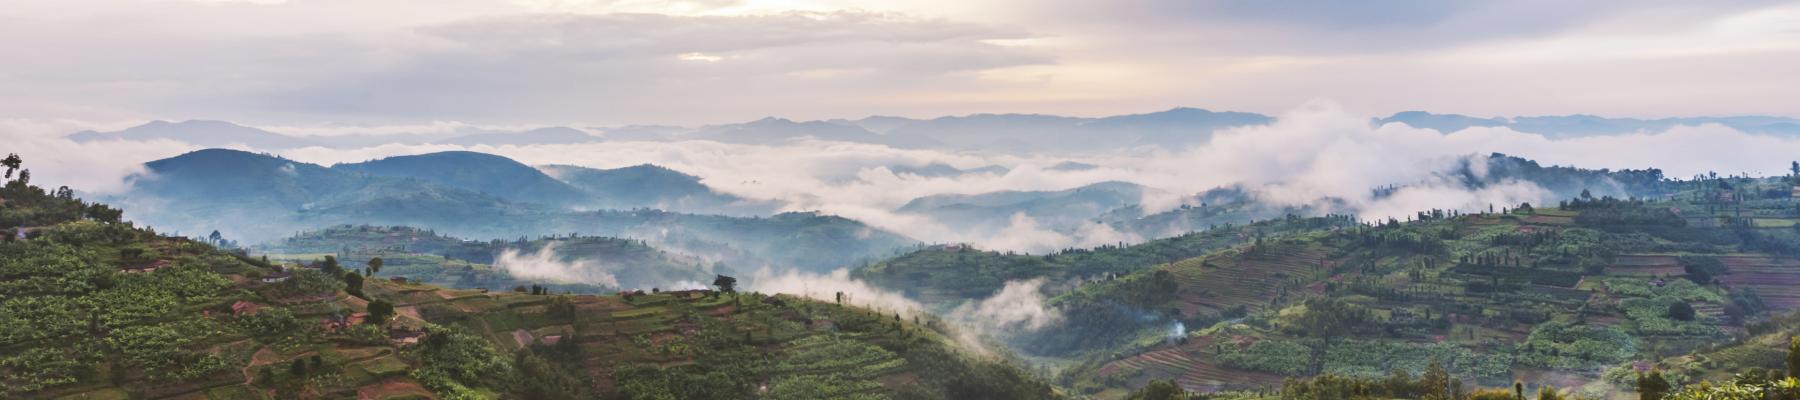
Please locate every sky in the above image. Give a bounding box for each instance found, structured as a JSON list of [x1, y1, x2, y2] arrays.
[[3, 0, 1799, 127]]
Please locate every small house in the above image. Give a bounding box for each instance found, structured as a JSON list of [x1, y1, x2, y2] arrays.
[[389, 329, 426, 345], [261, 271, 292, 283], [230, 300, 261, 316], [319, 312, 368, 331], [121, 259, 171, 273]]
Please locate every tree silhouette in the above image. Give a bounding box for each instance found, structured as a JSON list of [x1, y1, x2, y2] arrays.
[[1789, 336, 1799, 378], [1, 153, 18, 179], [712, 274, 737, 294], [368, 257, 383, 276], [367, 299, 394, 325]]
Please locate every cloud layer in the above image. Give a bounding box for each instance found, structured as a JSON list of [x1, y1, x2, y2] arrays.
[[14, 102, 1800, 252], [2, 1, 1796, 124]]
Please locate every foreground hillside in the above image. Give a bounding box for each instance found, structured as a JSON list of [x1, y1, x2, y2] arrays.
[[1047, 176, 1800, 399], [0, 156, 1054, 400]]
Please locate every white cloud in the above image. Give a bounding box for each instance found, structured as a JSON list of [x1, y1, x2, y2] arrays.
[[0, 119, 195, 194], [493, 242, 623, 288]]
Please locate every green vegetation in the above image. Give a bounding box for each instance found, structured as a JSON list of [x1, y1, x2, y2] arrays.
[[0, 154, 1054, 399]]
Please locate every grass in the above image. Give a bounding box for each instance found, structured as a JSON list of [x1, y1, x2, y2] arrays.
[[52, 388, 130, 400]]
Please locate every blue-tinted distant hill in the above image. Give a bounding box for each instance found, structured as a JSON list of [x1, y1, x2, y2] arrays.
[[69, 120, 321, 149], [897, 181, 1156, 234], [333, 151, 592, 206], [539, 163, 780, 215], [437, 126, 600, 146], [119, 149, 537, 240], [1377, 111, 1800, 137], [116, 149, 916, 270]]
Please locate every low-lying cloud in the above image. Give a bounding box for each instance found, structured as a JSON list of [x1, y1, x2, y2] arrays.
[[493, 243, 622, 288], [13, 102, 1800, 253], [747, 268, 1065, 355], [945, 278, 1063, 332]]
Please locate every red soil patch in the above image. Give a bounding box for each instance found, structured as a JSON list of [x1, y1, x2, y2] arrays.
[[357, 378, 435, 400]]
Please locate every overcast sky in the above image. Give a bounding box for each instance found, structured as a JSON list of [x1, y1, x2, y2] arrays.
[[3, 0, 1799, 126]]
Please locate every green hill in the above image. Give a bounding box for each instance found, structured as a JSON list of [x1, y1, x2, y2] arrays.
[[0, 155, 1056, 400], [333, 151, 592, 207], [539, 163, 779, 216], [256, 225, 721, 292], [117, 149, 918, 270], [1043, 175, 1800, 398]]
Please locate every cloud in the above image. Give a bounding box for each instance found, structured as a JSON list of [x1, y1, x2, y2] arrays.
[[0, 119, 195, 194], [748, 267, 923, 317], [746, 268, 1062, 355], [945, 278, 1061, 331], [493, 242, 622, 288], [17, 102, 1800, 254]]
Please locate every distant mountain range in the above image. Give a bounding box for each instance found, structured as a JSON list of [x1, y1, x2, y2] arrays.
[[896, 181, 1158, 235], [1376, 111, 1800, 137], [71, 109, 1800, 155], [113, 149, 911, 272]]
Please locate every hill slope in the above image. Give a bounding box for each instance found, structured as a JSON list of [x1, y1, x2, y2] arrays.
[[0, 155, 1056, 400], [333, 151, 592, 206]]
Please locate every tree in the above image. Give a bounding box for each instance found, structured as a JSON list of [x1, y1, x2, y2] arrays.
[[289, 358, 306, 377], [1668, 302, 1696, 321], [1638, 370, 1672, 400], [366, 299, 394, 326], [257, 367, 274, 384], [208, 230, 223, 245], [368, 257, 383, 276], [1537, 386, 1564, 400], [1421, 361, 1452, 400], [1789, 336, 1799, 378], [1125, 380, 1187, 400], [343, 272, 364, 297], [712, 274, 737, 294], [321, 255, 343, 276], [1, 153, 19, 179]]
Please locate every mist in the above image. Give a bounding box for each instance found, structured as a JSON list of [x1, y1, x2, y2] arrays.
[[13, 102, 1800, 254], [493, 243, 622, 289]]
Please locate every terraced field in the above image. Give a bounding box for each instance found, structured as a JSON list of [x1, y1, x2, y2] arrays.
[[1605, 254, 1683, 276], [1164, 242, 1333, 317], [1717, 255, 1800, 312], [1097, 336, 1285, 393]]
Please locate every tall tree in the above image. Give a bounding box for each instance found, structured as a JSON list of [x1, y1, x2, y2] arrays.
[[368, 257, 383, 276], [1789, 336, 1800, 378], [1637, 370, 1671, 400], [1421, 361, 1451, 400], [1, 153, 19, 179], [366, 299, 394, 325], [712, 274, 738, 294]]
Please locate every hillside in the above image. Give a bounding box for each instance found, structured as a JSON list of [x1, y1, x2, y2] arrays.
[[256, 225, 721, 292], [854, 214, 1358, 308], [333, 151, 592, 207], [538, 163, 778, 215], [1043, 175, 1800, 398], [895, 181, 1155, 235], [0, 155, 1057, 400]]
